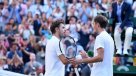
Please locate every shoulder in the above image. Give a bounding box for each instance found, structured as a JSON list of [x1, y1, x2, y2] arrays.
[[47, 36, 57, 43], [96, 31, 108, 40], [17, 51, 23, 57], [7, 51, 14, 58], [7, 51, 14, 56], [123, 2, 130, 6], [112, 2, 117, 6], [34, 61, 42, 67]]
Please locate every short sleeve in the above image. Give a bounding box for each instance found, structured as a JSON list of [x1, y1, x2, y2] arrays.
[[55, 41, 65, 56], [35, 62, 42, 69], [95, 36, 104, 50], [7, 52, 13, 59]]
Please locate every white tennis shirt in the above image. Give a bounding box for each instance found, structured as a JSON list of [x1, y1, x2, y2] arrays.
[[91, 31, 114, 76], [45, 36, 65, 76]]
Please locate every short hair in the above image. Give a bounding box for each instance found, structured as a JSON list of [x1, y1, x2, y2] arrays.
[[11, 42, 18, 47], [94, 15, 108, 28], [69, 16, 77, 22], [50, 19, 64, 34]]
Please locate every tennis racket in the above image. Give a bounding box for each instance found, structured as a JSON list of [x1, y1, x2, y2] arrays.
[[59, 36, 80, 76]]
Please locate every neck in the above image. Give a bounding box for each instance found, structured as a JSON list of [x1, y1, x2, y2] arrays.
[[118, 1, 123, 5], [97, 28, 105, 34], [53, 33, 60, 39]]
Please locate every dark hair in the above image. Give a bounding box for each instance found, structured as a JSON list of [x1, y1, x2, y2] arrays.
[[11, 42, 18, 47], [69, 16, 77, 22], [94, 15, 108, 28], [50, 19, 64, 34]]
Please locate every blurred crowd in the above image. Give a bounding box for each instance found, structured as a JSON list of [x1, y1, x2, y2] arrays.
[[0, 0, 136, 76]]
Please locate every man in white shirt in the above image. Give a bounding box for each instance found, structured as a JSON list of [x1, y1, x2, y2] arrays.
[[45, 20, 69, 76], [70, 15, 114, 76]]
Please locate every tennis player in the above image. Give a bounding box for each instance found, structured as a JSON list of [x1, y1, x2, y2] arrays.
[[45, 20, 69, 76], [70, 15, 114, 76]]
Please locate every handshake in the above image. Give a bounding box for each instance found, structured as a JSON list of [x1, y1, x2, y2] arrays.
[[69, 51, 89, 67]]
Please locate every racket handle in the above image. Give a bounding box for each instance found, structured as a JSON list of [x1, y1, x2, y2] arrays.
[[74, 68, 80, 76]]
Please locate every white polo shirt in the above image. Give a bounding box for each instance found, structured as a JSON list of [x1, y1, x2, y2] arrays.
[[45, 36, 65, 76], [91, 31, 114, 76]]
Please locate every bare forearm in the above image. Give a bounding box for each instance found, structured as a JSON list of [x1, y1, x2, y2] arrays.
[[78, 56, 103, 64]]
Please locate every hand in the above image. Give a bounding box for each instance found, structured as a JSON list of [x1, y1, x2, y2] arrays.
[[69, 58, 77, 66], [80, 51, 89, 58], [21, 47, 25, 51]]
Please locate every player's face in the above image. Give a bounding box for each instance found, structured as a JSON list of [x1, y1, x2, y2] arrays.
[[59, 24, 65, 37], [92, 21, 98, 33], [117, 0, 123, 3]]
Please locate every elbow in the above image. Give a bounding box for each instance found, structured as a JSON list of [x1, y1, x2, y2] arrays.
[[97, 56, 103, 62]]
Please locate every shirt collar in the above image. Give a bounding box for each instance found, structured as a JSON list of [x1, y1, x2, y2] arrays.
[[117, 1, 124, 6]]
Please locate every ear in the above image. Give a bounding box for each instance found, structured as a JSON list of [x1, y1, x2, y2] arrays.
[[97, 23, 100, 28], [55, 27, 59, 32]]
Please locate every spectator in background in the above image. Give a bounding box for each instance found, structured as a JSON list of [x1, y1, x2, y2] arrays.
[[0, 34, 9, 47], [18, 16, 35, 40], [90, 2, 104, 18], [29, 0, 43, 17], [39, 22, 52, 39], [36, 45, 45, 66], [0, 2, 4, 33], [25, 0, 33, 14], [52, 6, 64, 20], [14, 33, 23, 48], [38, 35, 48, 47], [43, 0, 53, 18], [6, 42, 24, 73], [4, 23, 14, 36], [67, 16, 79, 40], [77, 22, 91, 51], [41, 12, 47, 23], [132, 0, 136, 17], [67, 4, 79, 19], [39, 12, 51, 39], [0, 37, 7, 57], [67, 0, 80, 18], [27, 12, 34, 25], [79, 2, 91, 24], [8, 0, 22, 24], [46, 16, 53, 29], [56, 0, 65, 12], [24, 53, 43, 76], [33, 12, 41, 36], [18, 0, 27, 17], [101, 0, 109, 10], [9, 18, 18, 33], [1, 0, 9, 24], [86, 33, 96, 53], [27, 11, 33, 20], [27, 35, 38, 54], [20, 38, 30, 64], [111, 0, 133, 55]]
